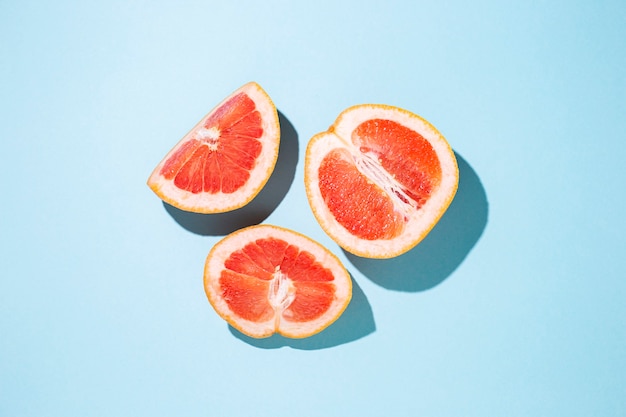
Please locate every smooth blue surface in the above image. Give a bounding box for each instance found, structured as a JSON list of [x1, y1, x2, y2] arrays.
[[1, 1, 625, 416]]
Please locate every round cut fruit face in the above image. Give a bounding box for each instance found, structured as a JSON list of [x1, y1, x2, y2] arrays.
[[305, 105, 458, 259], [204, 225, 352, 339], [147, 82, 280, 214]]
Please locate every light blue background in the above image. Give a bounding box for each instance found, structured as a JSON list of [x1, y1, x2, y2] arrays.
[[2, 1, 625, 416]]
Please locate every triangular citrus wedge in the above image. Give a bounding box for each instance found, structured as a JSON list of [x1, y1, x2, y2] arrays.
[[147, 82, 280, 213]]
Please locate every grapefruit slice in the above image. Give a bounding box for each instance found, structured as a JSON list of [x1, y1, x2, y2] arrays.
[[147, 82, 280, 213], [305, 104, 458, 259], [204, 225, 352, 339]]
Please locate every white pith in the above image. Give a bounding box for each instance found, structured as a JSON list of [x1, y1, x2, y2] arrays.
[[353, 149, 418, 220], [204, 225, 352, 339], [196, 126, 221, 151], [268, 268, 296, 316], [305, 105, 459, 259]]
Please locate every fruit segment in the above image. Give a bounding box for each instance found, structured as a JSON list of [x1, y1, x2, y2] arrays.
[[318, 148, 405, 240], [305, 104, 458, 258], [147, 82, 280, 213], [204, 225, 352, 339], [352, 118, 442, 208]]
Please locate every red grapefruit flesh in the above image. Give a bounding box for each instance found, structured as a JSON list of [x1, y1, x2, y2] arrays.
[[147, 82, 280, 213]]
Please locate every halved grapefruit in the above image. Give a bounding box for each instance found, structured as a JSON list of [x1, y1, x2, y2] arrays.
[[305, 104, 458, 259], [204, 225, 352, 339], [147, 82, 280, 213]]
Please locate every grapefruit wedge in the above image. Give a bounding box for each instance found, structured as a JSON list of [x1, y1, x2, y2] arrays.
[[305, 104, 458, 259], [147, 82, 280, 213], [204, 225, 352, 339]]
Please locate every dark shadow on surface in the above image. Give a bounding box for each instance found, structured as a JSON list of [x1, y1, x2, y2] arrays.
[[229, 275, 375, 349], [163, 110, 299, 236], [344, 152, 488, 292]]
